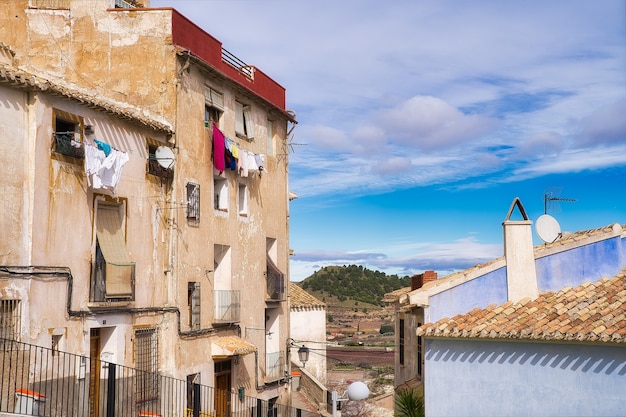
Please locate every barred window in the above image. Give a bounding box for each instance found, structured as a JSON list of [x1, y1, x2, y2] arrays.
[[134, 327, 159, 403], [0, 300, 20, 345], [188, 282, 201, 330], [187, 182, 200, 225]]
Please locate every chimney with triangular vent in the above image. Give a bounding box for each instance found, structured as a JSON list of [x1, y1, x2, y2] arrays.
[[502, 198, 539, 302]]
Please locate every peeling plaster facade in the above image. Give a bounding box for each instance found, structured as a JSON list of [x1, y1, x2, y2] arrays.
[[1, 0, 296, 413]]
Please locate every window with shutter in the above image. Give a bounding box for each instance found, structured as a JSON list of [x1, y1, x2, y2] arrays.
[[91, 200, 134, 301]]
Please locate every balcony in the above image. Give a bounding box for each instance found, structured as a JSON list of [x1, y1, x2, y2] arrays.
[[265, 350, 284, 382], [266, 258, 286, 302], [53, 132, 84, 159], [213, 290, 240, 324]]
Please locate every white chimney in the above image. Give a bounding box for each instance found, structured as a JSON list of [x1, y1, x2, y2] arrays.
[[502, 198, 539, 302]]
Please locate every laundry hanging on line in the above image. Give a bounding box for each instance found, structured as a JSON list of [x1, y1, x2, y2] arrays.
[[212, 124, 267, 178], [84, 140, 129, 192]]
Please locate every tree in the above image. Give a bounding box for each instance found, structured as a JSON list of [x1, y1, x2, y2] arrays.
[[379, 324, 394, 334]]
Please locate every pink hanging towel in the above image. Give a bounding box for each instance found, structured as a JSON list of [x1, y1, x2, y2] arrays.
[[212, 122, 225, 172]]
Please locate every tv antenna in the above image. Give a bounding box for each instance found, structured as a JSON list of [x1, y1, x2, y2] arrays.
[[544, 190, 575, 214], [278, 133, 307, 163]]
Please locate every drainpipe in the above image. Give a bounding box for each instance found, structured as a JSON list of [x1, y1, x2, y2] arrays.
[[502, 198, 539, 302]]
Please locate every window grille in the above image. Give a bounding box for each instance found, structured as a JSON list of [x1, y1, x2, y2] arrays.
[[188, 282, 201, 330], [52, 109, 84, 159], [0, 300, 20, 348], [187, 182, 200, 224], [134, 327, 159, 403]]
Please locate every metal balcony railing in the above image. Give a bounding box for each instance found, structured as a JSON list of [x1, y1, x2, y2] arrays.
[[221, 48, 254, 79], [0, 338, 317, 417], [53, 132, 84, 159], [266, 260, 286, 302], [213, 290, 240, 324], [265, 350, 284, 382]]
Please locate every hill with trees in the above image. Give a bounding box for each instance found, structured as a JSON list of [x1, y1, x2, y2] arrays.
[[297, 265, 411, 307]]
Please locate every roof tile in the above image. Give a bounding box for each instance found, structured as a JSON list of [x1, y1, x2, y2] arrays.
[[417, 270, 626, 344]]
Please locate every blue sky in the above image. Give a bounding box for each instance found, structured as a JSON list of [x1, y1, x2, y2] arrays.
[[153, 0, 626, 281]]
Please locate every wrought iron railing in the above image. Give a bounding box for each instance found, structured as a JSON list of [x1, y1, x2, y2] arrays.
[[213, 290, 241, 324], [221, 48, 254, 79], [53, 132, 84, 159], [265, 351, 284, 382], [266, 266, 285, 302], [0, 338, 317, 417]]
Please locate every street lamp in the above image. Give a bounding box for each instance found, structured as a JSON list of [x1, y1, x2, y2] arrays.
[[297, 345, 310, 368], [331, 381, 369, 417]]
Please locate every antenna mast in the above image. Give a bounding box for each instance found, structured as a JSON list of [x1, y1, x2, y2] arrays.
[[544, 192, 576, 214]]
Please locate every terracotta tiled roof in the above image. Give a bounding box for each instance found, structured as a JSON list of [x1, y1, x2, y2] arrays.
[[417, 270, 626, 344], [535, 223, 625, 252], [0, 63, 174, 134], [289, 282, 325, 309], [212, 336, 256, 356], [383, 287, 412, 303]]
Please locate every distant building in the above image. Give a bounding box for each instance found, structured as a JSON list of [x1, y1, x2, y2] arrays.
[[385, 198, 626, 416], [0, 0, 296, 415]]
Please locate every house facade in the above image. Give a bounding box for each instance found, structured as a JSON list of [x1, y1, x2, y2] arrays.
[[385, 198, 626, 414], [419, 272, 626, 417], [0, 1, 296, 415], [289, 282, 327, 384]]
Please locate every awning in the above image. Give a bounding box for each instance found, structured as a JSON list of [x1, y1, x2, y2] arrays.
[[212, 336, 256, 357], [96, 204, 133, 297]]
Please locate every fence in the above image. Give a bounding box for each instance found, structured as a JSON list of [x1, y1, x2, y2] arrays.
[[0, 338, 317, 417]]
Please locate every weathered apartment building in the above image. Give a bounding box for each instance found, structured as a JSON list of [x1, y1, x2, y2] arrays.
[[0, 0, 297, 415]]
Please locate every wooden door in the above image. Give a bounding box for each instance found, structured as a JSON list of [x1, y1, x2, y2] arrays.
[[89, 329, 101, 417], [214, 360, 231, 417]]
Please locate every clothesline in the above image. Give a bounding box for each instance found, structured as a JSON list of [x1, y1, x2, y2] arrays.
[[212, 122, 266, 178]]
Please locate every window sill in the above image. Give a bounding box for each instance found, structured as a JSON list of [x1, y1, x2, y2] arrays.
[[88, 300, 132, 309]]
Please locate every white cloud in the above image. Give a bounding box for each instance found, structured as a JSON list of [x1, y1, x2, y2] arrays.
[[379, 96, 498, 149], [519, 132, 565, 157], [512, 146, 626, 179], [574, 98, 626, 147]]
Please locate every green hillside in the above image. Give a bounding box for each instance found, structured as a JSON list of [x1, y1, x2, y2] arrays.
[[297, 265, 411, 307]]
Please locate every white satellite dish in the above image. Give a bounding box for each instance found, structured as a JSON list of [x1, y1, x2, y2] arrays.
[[155, 146, 175, 169], [536, 214, 561, 243]]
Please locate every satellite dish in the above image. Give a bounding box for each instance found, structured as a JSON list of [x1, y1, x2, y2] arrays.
[[155, 146, 175, 169], [536, 214, 561, 243]]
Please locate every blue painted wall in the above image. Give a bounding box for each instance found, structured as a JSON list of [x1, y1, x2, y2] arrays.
[[428, 235, 625, 323], [424, 338, 626, 417], [428, 267, 507, 323], [536, 236, 623, 292]]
